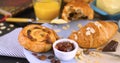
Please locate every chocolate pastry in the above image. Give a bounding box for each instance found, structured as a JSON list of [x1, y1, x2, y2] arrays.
[[62, 0, 94, 21], [18, 24, 59, 52]]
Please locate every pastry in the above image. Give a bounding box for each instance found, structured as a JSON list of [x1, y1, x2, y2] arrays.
[[62, 0, 94, 21], [82, 0, 93, 3], [18, 24, 59, 52], [64, 0, 72, 3], [64, 0, 93, 3], [69, 21, 118, 48]]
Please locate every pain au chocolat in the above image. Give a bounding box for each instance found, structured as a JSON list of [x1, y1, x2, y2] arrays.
[[18, 24, 59, 52], [69, 21, 118, 48], [62, 0, 94, 21]]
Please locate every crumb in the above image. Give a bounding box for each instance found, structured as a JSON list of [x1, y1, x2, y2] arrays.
[[62, 26, 68, 30], [78, 54, 85, 60], [72, 29, 76, 32], [89, 52, 102, 57], [54, 29, 61, 32], [0, 31, 2, 34], [0, 26, 6, 30], [9, 24, 14, 27], [62, 24, 70, 30], [66, 24, 70, 28], [83, 49, 90, 54], [0, 23, 4, 26], [16, 62, 19, 63], [75, 48, 85, 60], [77, 24, 82, 28], [7, 28, 10, 31], [96, 47, 103, 51]]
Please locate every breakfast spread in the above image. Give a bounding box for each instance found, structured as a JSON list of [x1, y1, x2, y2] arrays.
[[69, 21, 118, 48], [0, 0, 120, 63], [16, 0, 120, 62], [19, 21, 120, 63], [62, 0, 94, 21], [18, 24, 59, 52]]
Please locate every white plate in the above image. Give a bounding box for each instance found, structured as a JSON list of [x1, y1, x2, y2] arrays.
[[23, 20, 120, 63]]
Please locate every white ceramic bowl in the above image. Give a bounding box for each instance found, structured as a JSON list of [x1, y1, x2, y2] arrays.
[[53, 38, 79, 61]]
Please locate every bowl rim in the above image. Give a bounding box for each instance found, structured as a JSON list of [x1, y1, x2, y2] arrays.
[[90, 0, 120, 16], [90, 0, 108, 15]]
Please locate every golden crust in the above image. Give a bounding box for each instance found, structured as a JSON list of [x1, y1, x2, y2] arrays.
[[64, 0, 72, 3], [62, 0, 94, 21], [64, 0, 93, 3], [69, 21, 118, 48], [18, 24, 59, 52]]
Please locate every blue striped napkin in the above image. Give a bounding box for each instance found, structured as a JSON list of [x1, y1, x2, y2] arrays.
[[0, 28, 25, 58]]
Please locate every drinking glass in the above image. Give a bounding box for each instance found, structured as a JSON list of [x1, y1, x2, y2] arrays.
[[32, 0, 61, 21]]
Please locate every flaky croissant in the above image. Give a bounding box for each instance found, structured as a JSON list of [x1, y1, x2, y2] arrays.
[[18, 24, 59, 52], [69, 21, 118, 48], [62, 0, 94, 21]]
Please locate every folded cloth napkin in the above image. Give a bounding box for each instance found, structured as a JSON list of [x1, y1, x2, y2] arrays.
[[0, 28, 25, 58]]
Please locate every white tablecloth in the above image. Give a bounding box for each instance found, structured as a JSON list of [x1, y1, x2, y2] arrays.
[[0, 28, 25, 58]]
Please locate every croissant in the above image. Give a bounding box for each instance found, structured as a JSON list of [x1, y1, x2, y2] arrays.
[[62, 0, 94, 21], [69, 21, 118, 48], [18, 24, 59, 52]]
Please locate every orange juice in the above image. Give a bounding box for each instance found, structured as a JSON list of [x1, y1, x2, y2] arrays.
[[34, 1, 60, 20]]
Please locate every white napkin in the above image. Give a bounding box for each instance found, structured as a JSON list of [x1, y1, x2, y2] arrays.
[[0, 28, 25, 58]]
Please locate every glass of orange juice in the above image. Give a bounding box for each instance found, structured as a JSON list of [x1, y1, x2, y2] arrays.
[[32, 0, 61, 22]]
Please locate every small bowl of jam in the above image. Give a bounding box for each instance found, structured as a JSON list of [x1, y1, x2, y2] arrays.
[[53, 38, 78, 61]]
